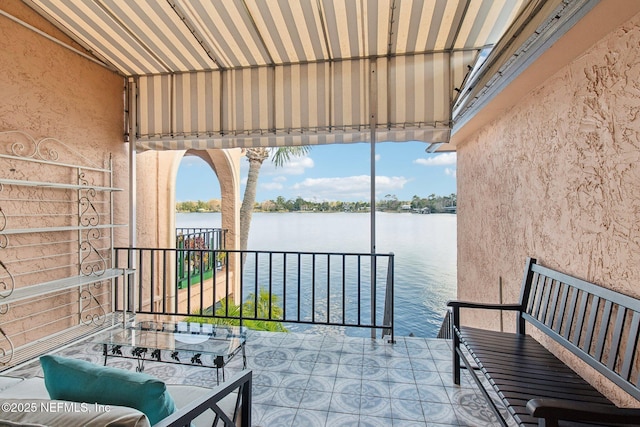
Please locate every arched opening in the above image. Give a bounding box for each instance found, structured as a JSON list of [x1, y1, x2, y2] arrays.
[[175, 154, 222, 216], [168, 149, 243, 308]]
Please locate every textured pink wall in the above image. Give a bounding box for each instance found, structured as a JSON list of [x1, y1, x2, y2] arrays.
[[0, 0, 127, 349], [457, 10, 640, 405]]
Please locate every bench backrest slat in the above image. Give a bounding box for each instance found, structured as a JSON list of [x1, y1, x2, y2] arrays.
[[555, 283, 570, 332], [530, 273, 542, 318], [521, 258, 640, 401], [572, 291, 590, 348], [539, 277, 553, 326], [608, 307, 627, 371], [621, 312, 640, 380], [581, 292, 606, 360], [563, 288, 580, 340], [547, 279, 561, 329], [594, 300, 613, 361]]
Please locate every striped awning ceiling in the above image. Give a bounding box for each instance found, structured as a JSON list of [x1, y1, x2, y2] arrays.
[[25, 0, 528, 150]]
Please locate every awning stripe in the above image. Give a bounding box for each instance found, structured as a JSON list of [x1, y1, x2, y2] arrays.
[[34, 0, 155, 74], [137, 55, 458, 147], [25, 0, 529, 150], [107, 0, 214, 71], [29, 0, 528, 72], [136, 126, 452, 151]]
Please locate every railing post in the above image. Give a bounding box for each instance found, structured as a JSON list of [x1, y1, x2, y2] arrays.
[[371, 254, 376, 339], [452, 305, 461, 385], [382, 253, 395, 343]]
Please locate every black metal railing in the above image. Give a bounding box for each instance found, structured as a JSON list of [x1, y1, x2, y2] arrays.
[[114, 247, 394, 341], [436, 309, 453, 339], [175, 228, 227, 289]]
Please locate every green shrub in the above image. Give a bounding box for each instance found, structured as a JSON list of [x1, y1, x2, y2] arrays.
[[186, 288, 288, 332]]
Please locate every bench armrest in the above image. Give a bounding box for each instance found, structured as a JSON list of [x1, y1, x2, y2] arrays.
[[527, 398, 640, 425], [447, 300, 522, 311], [153, 370, 252, 427]]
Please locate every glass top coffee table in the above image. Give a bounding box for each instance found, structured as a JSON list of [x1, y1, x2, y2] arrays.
[[96, 321, 246, 385]]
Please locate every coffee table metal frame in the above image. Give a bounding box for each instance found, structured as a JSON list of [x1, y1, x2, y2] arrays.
[[98, 321, 247, 385]]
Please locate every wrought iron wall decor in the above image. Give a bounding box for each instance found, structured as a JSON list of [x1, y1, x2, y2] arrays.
[[0, 130, 125, 364]]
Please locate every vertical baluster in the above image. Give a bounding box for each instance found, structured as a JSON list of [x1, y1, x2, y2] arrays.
[[342, 254, 346, 326], [268, 252, 273, 321], [357, 255, 362, 327], [254, 252, 259, 320], [198, 249, 204, 315], [149, 249, 155, 314], [161, 250, 166, 314], [297, 253, 301, 322], [282, 253, 287, 321], [327, 254, 331, 324], [312, 254, 316, 324]]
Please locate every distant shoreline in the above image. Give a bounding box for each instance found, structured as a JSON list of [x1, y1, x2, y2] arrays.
[[176, 194, 456, 215], [176, 210, 456, 214]]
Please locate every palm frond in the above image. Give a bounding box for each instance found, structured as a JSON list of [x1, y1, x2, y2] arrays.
[[271, 146, 311, 168]]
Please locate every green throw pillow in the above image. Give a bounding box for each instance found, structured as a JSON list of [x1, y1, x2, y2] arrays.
[[40, 354, 176, 425]]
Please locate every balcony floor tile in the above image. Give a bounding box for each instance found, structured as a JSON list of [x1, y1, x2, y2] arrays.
[[5, 330, 507, 426]]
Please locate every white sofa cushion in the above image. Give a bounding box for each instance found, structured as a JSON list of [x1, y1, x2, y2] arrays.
[[0, 419, 46, 427], [0, 377, 236, 427], [0, 398, 150, 427], [0, 377, 24, 393], [0, 378, 49, 400]]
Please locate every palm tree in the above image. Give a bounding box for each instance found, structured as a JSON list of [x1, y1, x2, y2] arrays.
[[240, 146, 310, 251]]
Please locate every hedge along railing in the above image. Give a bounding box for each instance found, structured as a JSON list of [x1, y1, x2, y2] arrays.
[[114, 247, 394, 341], [175, 228, 227, 289]]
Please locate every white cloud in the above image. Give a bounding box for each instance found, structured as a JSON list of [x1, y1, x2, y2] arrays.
[[261, 182, 284, 191], [414, 152, 457, 166], [261, 155, 314, 176], [375, 154, 381, 162], [291, 175, 409, 201], [445, 168, 457, 178], [239, 154, 314, 177], [273, 176, 287, 182]]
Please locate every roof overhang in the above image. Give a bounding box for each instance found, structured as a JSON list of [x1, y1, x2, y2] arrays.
[[451, 0, 640, 148]]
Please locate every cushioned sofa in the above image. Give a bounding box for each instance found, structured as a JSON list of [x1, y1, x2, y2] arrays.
[[0, 355, 252, 427]]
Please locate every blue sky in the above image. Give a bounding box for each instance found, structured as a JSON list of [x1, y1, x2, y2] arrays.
[[175, 141, 456, 203]]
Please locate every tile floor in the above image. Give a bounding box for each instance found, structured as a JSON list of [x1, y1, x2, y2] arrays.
[[6, 330, 510, 426]]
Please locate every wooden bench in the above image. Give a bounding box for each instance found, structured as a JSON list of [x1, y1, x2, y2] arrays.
[[448, 257, 640, 427]]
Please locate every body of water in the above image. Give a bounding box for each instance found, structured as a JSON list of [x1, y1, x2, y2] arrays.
[[176, 212, 457, 338]]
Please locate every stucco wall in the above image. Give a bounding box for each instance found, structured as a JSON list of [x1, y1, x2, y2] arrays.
[[0, 0, 127, 350], [457, 10, 640, 405], [135, 150, 179, 249]]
